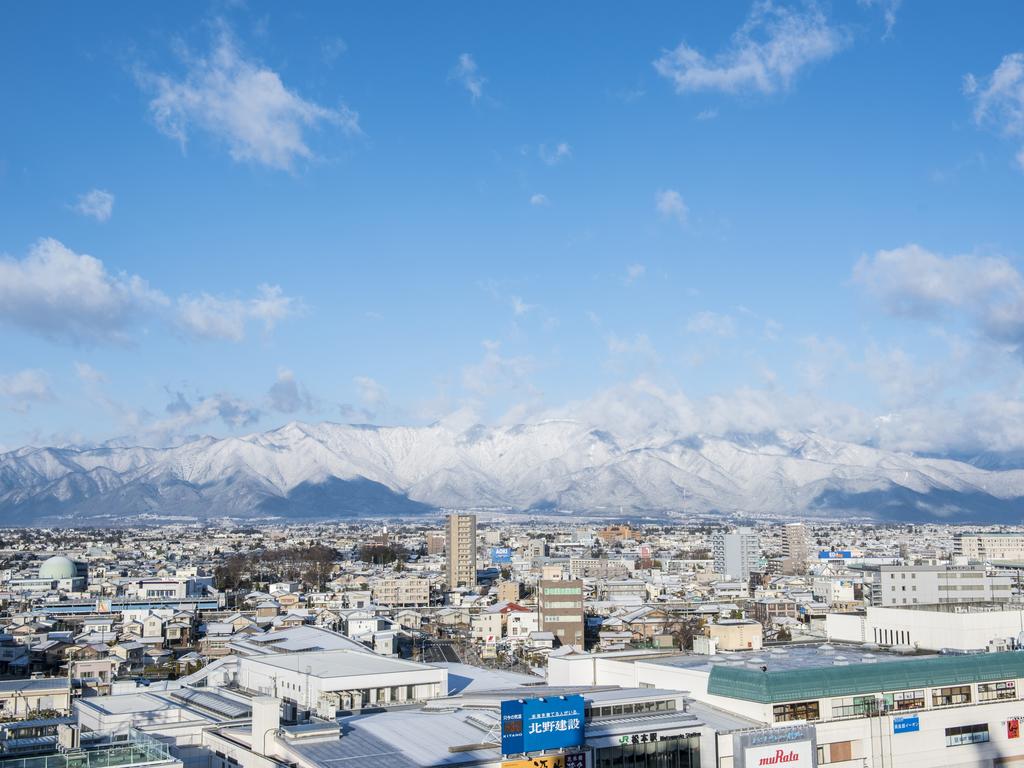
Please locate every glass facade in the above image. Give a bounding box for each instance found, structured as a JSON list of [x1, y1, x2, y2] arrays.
[[594, 734, 700, 768], [0, 731, 173, 768]]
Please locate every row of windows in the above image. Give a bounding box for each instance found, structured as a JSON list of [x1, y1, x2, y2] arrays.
[[934, 685, 972, 707], [585, 700, 677, 720], [785, 680, 1017, 724], [594, 734, 699, 768], [978, 680, 1016, 701], [946, 723, 989, 747], [773, 701, 820, 722]]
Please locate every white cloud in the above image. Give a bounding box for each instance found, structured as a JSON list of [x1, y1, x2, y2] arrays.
[[176, 284, 299, 341], [965, 52, 1024, 170], [539, 142, 572, 165], [0, 238, 168, 344], [624, 264, 646, 285], [0, 369, 55, 412], [797, 335, 847, 388], [685, 310, 736, 337], [140, 24, 360, 170], [606, 333, 660, 373], [859, 0, 902, 39], [451, 53, 485, 102], [268, 368, 313, 413], [853, 244, 1024, 351], [156, 389, 261, 438], [655, 189, 689, 224], [0, 238, 299, 346], [355, 375, 388, 409], [510, 296, 533, 316], [73, 189, 115, 222], [74, 362, 107, 385], [654, 1, 844, 95], [529, 193, 549, 206], [321, 37, 348, 64], [695, 108, 719, 121], [462, 340, 534, 395]]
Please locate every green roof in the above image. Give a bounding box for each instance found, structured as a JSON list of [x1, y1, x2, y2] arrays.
[[707, 651, 1024, 704]]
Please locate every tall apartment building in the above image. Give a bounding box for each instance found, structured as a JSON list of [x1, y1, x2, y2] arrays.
[[445, 513, 477, 588], [954, 532, 1024, 562], [712, 527, 760, 581], [867, 564, 1013, 607], [781, 523, 810, 574], [537, 578, 584, 647]]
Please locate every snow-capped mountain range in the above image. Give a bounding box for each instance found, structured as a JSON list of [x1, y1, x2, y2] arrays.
[[2, 420, 1024, 524]]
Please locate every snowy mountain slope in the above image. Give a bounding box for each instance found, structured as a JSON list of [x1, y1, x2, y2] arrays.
[[2, 420, 1024, 522]]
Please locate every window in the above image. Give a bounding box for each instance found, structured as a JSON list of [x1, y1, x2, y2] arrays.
[[933, 686, 972, 707], [892, 690, 925, 710], [773, 701, 820, 722], [978, 681, 1016, 702], [945, 723, 989, 747], [831, 695, 878, 718]]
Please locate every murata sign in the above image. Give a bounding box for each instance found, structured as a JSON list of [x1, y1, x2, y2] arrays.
[[734, 726, 817, 768], [744, 741, 814, 766]]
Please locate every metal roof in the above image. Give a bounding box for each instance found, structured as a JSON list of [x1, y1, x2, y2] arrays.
[[171, 688, 251, 719], [707, 650, 1024, 703]]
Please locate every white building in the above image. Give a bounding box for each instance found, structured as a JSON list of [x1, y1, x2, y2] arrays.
[[237, 650, 447, 711], [550, 644, 1024, 768], [868, 564, 1012, 607], [712, 528, 759, 581], [827, 603, 1024, 651]]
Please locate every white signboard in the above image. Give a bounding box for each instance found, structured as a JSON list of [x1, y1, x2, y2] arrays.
[[733, 726, 817, 768], [742, 740, 814, 767]]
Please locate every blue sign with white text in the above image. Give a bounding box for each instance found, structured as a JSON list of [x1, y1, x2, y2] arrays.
[[893, 716, 919, 734], [491, 547, 513, 564], [818, 550, 852, 559], [501, 695, 585, 755]]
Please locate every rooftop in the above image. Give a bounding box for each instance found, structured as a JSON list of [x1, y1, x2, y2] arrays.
[[699, 649, 1024, 704], [241, 650, 438, 679]]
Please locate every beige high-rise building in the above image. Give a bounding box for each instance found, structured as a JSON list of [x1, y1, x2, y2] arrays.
[[782, 523, 810, 574], [445, 513, 477, 588]]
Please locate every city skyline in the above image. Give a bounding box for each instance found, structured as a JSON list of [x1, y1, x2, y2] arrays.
[[3, 2, 1024, 460]]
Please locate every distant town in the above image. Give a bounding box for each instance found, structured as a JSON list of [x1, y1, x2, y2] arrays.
[[0, 518, 1023, 766]]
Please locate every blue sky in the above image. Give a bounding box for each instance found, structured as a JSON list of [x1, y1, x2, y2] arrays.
[[2, 1, 1024, 453]]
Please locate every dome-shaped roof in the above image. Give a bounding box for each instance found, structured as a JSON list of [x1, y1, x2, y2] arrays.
[[39, 555, 77, 580]]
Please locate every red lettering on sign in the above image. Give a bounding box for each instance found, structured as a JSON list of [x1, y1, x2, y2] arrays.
[[758, 749, 801, 765]]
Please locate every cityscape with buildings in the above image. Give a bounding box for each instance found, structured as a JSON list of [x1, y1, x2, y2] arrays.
[[5, 1, 1024, 766], [1, 519, 1024, 766]]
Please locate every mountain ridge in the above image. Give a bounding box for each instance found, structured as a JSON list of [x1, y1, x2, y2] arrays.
[[2, 420, 1023, 523]]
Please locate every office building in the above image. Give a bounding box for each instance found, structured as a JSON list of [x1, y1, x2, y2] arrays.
[[445, 513, 477, 589], [866, 564, 1012, 607], [712, 527, 759, 581], [538, 578, 585, 648], [954, 532, 1024, 562]]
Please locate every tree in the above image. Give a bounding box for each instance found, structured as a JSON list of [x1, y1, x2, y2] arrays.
[[358, 542, 407, 566]]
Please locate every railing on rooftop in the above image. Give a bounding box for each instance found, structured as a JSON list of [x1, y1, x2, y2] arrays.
[[0, 730, 173, 768]]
